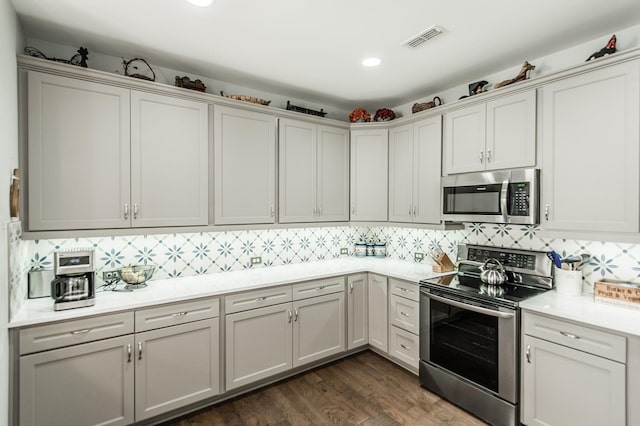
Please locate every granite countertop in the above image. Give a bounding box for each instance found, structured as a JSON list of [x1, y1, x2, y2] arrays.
[[10, 257, 445, 329], [520, 290, 640, 337]]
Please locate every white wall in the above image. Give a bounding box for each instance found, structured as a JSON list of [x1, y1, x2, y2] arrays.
[[0, 1, 23, 424], [393, 23, 640, 116]]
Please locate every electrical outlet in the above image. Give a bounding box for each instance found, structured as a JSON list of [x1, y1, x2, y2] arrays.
[[250, 256, 262, 265], [340, 248, 348, 255], [102, 270, 120, 282], [414, 252, 424, 262]]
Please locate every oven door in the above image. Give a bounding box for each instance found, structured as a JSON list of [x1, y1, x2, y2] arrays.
[[419, 289, 518, 404]]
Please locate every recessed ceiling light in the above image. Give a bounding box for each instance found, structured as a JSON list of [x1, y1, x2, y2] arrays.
[[187, 0, 214, 6], [362, 57, 382, 67]]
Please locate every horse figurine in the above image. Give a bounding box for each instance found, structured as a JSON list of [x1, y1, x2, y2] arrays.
[[586, 35, 617, 61], [494, 61, 535, 89]]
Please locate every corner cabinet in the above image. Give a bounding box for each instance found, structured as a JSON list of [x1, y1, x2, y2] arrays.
[[389, 116, 442, 224], [350, 128, 388, 221], [279, 118, 349, 223], [347, 274, 369, 349], [26, 71, 209, 231], [444, 90, 536, 174], [368, 273, 388, 352], [214, 105, 276, 225], [540, 60, 640, 233]]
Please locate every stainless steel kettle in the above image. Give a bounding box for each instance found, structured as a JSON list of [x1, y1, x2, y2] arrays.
[[480, 258, 507, 285]]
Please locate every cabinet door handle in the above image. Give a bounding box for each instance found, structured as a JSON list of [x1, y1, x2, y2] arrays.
[[479, 150, 484, 163], [413, 206, 417, 216], [560, 331, 580, 339], [349, 282, 354, 294], [133, 203, 139, 219], [124, 203, 129, 220], [270, 205, 275, 217], [294, 308, 299, 322], [313, 206, 317, 216], [288, 309, 292, 323], [317, 206, 321, 216], [487, 149, 491, 163], [400, 343, 410, 350], [408, 207, 412, 216], [351, 207, 355, 215], [544, 204, 550, 221], [138, 342, 143, 360], [127, 344, 132, 362], [71, 328, 91, 335], [526, 345, 531, 363]]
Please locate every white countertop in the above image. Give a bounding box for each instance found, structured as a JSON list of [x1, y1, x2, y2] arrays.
[[10, 257, 443, 328], [520, 290, 640, 337]]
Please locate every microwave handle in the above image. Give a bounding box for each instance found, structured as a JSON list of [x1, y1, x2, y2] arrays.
[[500, 179, 509, 222]]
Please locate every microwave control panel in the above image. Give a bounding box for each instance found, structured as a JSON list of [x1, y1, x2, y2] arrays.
[[508, 182, 530, 216]]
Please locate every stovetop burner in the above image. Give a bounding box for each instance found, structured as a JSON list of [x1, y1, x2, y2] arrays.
[[419, 244, 554, 309]]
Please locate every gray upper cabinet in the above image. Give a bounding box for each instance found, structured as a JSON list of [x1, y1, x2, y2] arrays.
[[27, 71, 131, 231], [214, 105, 276, 225], [26, 71, 209, 231], [279, 118, 349, 223], [130, 91, 209, 227], [389, 116, 442, 224], [350, 128, 388, 221], [541, 60, 640, 233], [444, 90, 536, 174]]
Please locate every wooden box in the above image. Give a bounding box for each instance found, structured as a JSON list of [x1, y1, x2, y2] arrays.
[[594, 279, 640, 310]]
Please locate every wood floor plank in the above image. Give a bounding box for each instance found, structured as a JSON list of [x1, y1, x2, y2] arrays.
[[163, 351, 488, 426]]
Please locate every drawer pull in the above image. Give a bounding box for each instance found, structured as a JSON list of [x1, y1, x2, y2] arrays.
[[138, 342, 143, 360], [399, 287, 411, 293], [171, 312, 188, 317], [127, 344, 132, 362], [400, 311, 411, 317], [255, 297, 268, 302], [71, 329, 91, 335], [560, 331, 580, 339], [400, 344, 411, 350], [315, 286, 325, 291]]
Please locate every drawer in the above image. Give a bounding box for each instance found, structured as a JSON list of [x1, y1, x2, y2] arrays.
[[292, 277, 345, 300], [523, 311, 626, 363], [389, 326, 419, 369], [225, 285, 292, 314], [389, 294, 419, 334], [389, 278, 419, 302], [135, 297, 219, 332], [19, 311, 134, 355]]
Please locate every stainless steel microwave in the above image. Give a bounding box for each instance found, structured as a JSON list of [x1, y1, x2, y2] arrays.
[[441, 168, 539, 224]]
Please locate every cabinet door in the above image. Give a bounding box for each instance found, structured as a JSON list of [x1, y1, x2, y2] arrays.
[[486, 90, 536, 171], [225, 303, 292, 390], [214, 105, 276, 224], [388, 124, 414, 223], [293, 292, 345, 367], [444, 104, 486, 174], [350, 128, 388, 221], [279, 118, 316, 223], [413, 115, 443, 224], [317, 125, 349, 221], [27, 71, 131, 230], [20, 335, 134, 426], [347, 274, 368, 350], [131, 91, 209, 227], [541, 61, 640, 233], [368, 273, 388, 352], [135, 318, 220, 421], [522, 335, 626, 426]]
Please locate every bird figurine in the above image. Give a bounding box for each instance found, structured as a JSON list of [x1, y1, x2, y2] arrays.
[[494, 61, 535, 89], [586, 35, 617, 61]]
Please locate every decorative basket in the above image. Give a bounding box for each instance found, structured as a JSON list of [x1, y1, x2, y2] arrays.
[[122, 57, 156, 82], [220, 91, 271, 106], [412, 96, 442, 114]]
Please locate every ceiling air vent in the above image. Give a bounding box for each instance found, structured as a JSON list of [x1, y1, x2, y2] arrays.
[[402, 25, 444, 48]]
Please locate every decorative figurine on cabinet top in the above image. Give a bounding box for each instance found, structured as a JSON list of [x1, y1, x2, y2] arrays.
[[24, 46, 89, 68], [494, 61, 535, 89], [458, 81, 488, 100], [373, 108, 396, 121], [349, 107, 371, 123], [586, 34, 617, 61]]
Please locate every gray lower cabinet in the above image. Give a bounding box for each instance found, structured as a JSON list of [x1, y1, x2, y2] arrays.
[[368, 273, 388, 352], [19, 335, 135, 426], [387, 279, 420, 371], [347, 274, 368, 350], [135, 318, 220, 421]]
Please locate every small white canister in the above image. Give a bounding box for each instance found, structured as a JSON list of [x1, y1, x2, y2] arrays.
[[554, 267, 583, 296], [366, 243, 375, 256], [355, 241, 367, 257], [374, 242, 386, 258]]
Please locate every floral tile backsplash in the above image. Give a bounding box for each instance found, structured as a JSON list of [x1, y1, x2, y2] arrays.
[[11, 223, 640, 313]]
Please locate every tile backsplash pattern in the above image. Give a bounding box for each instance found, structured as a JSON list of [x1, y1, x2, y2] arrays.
[[14, 223, 640, 312], [8, 221, 29, 318]]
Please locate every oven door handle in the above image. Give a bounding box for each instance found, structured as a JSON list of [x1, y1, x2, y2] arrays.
[[426, 292, 515, 319]]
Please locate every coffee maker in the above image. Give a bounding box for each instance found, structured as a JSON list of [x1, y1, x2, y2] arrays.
[[51, 249, 96, 311]]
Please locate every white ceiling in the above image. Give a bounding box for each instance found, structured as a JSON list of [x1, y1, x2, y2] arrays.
[[10, 0, 640, 112]]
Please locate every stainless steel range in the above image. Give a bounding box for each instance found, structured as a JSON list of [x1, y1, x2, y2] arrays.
[[419, 245, 553, 426]]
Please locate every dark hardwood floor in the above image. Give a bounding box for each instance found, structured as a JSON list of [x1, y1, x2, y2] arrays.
[[164, 351, 487, 425]]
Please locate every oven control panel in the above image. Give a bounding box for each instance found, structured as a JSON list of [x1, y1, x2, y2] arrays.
[[466, 247, 536, 270]]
